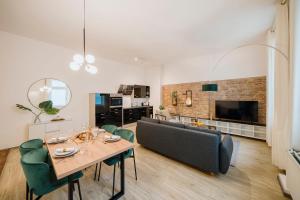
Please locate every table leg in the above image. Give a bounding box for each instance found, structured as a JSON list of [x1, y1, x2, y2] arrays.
[[68, 180, 74, 200], [110, 153, 125, 200]]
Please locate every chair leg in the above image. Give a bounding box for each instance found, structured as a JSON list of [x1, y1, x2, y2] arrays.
[[26, 182, 29, 200], [112, 164, 116, 197], [30, 189, 33, 200], [133, 149, 138, 181], [94, 163, 98, 181], [97, 162, 102, 181], [35, 196, 43, 200], [76, 180, 82, 200]]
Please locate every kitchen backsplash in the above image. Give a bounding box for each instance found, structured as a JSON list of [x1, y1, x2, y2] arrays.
[[123, 95, 149, 108]]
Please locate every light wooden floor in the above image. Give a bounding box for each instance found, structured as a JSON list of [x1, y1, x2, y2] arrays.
[[0, 149, 9, 176], [0, 127, 288, 200]]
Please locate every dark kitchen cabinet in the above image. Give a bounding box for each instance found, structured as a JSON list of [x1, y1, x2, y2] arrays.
[[123, 106, 153, 125], [96, 108, 122, 127], [124, 109, 135, 124], [134, 85, 150, 98], [95, 112, 109, 127]]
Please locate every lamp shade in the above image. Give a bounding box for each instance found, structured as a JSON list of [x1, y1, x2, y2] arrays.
[[202, 84, 218, 92]]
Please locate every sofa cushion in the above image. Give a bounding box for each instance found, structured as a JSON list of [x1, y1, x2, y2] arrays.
[[160, 120, 185, 128], [185, 125, 221, 135], [219, 135, 233, 174], [141, 117, 159, 124]]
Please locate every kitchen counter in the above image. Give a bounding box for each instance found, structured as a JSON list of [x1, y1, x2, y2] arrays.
[[122, 105, 153, 109]]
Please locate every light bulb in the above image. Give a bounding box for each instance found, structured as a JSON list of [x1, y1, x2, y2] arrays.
[[85, 54, 95, 64], [69, 62, 81, 71], [85, 64, 98, 74], [39, 86, 51, 92], [73, 54, 84, 64]]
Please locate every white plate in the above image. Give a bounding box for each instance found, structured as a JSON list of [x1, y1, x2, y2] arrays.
[[54, 147, 79, 158], [55, 147, 75, 156]]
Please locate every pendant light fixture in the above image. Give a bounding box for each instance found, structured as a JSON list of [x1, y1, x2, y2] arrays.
[[69, 0, 98, 74]]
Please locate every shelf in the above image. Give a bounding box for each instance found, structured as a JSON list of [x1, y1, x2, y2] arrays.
[[181, 117, 267, 140]]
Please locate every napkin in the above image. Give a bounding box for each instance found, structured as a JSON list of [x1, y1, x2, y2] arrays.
[[55, 147, 75, 153], [104, 135, 121, 140], [49, 137, 67, 142]]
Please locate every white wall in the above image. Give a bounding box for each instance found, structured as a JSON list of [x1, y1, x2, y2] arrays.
[[290, 0, 300, 151], [0, 31, 161, 149], [162, 45, 268, 85]]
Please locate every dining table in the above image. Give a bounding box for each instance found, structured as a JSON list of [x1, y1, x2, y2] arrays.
[[46, 132, 134, 200]]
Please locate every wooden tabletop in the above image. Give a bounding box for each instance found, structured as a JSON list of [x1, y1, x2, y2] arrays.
[[46, 133, 134, 179]]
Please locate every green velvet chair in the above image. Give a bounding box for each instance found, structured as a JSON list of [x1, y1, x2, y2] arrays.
[[20, 148, 83, 200], [19, 139, 43, 156], [19, 139, 46, 200], [94, 128, 137, 197], [101, 124, 118, 134]]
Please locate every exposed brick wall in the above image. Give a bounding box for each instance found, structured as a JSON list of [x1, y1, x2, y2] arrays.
[[162, 76, 266, 124]]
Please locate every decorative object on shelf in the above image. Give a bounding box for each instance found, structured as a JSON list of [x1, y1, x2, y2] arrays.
[[202, 83, 218, 120], [16, 100, 60, 123], [185, 90, 192, 107], [69, 0, 98, 74], [51, 115, 66, 122], [27, 78, 72, 110], [171, 91, 178, 106], [192, 121, 205, 127], [159, 105, 165, 114]]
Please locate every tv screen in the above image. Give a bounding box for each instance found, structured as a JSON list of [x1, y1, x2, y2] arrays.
[[215, 100, 258, 123]]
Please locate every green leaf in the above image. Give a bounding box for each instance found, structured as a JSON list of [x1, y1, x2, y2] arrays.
[[39, 100, 53, 110], [16, 104, 32, 112], [44, 107, 60, 115]]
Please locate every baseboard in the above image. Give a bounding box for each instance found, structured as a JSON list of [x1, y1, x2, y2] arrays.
[[277, 173, 292, 199]]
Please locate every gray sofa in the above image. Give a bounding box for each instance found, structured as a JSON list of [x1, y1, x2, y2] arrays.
[[136, 117, 233, 174]]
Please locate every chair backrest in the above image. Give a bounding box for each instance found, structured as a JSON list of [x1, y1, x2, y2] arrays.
[[20, 148, 51, 196], [114, 129, 134, 158], [114, 128, 134, 143], [101, 124, 118, 134], [19, 139, 43, 156]]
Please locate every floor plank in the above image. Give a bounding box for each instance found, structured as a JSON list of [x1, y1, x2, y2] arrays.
[[0, 126, 287, 200], [0, 149, 9, 176]]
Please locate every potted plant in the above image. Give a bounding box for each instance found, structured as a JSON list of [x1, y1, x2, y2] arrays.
[[16, 100, 60, 123]]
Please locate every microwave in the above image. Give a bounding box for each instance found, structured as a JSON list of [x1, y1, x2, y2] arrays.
[[109, 94, 123, 108]]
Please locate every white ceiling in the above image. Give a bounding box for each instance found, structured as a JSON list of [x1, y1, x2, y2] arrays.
[[0, 0, 276, 65]]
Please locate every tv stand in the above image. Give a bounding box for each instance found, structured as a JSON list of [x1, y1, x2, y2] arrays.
[[173, 115, 266, 140], [198, 118, 266, 140]]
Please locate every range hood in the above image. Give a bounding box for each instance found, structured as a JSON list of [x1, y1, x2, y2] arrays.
[[118, 85, 134, 95]]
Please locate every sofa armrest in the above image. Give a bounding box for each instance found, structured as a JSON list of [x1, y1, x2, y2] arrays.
[[219, 135, 233, 174]]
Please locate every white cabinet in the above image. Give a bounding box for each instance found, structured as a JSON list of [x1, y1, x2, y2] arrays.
[[28, 119, 72, 140], [196, 118, 266, 140]]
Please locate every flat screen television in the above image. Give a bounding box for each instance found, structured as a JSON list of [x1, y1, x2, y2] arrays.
[[215, 100, 258, 123]]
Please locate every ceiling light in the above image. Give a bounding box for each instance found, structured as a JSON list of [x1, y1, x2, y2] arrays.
[[69, 62, 81, 71], [86, 54, 95, 64], [73, 54, 84, 64], [134, 57, 139, 62], [69, 0, 98, 75], [85, 64, 98, 74]]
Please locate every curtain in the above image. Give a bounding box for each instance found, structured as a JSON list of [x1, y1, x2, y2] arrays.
[[267, 3, 290, 170], [266, 30, 275, 147]]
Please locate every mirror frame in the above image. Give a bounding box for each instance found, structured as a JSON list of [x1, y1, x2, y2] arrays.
[[27, 78, 72, 110]]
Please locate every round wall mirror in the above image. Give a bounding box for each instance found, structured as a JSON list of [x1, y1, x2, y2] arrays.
[[27, 78, 72, 110]]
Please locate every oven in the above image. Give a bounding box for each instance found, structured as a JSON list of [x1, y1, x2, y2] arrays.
[[109, 94, 123, 108]]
